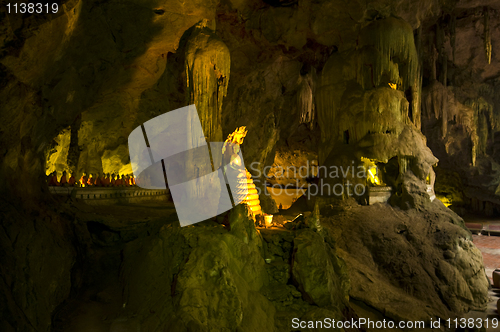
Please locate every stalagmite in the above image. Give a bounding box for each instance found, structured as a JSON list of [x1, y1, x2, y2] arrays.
[[335, 87, 410, 144]]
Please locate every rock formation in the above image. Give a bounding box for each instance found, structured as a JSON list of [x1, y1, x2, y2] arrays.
[[1, 0, 497, 331]]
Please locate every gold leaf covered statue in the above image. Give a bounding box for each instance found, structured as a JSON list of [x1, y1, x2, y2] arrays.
[[222, 126, 261, 217]]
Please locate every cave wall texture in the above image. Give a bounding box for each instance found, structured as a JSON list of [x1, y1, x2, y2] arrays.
[[1, 0, 499, 331]]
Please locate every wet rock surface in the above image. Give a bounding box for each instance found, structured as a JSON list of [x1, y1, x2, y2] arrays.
[[325, 200, 490, 323]]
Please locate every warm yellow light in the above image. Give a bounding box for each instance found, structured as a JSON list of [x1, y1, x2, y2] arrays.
[[367, 167, 381, 185], [437, 195, 452, 207], [388, 83, 397, 90], [226, 126, 247, 145], [222, 126, 247, 154], [264, 214, 273, 228], [362, 157, 382, 186]]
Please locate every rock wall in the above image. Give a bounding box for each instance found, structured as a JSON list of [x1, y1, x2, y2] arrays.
[[420, 2, 500, 214], [327, 201, 489, 322], [0, 0, 496, 330], [0, 199, 75, 332], [0, 1, 221, 330]]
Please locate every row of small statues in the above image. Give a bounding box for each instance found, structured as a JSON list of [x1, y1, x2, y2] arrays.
[[47, 171, 137, 187]]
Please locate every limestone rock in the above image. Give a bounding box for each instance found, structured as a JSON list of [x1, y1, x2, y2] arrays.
[[120, 216, 272, 332], [329, 203, 489, 322], [0, 201, 75, 332], [291, 229, 349, 310]]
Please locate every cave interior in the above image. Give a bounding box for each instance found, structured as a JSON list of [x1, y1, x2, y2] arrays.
[[2, 0, 500, 331]]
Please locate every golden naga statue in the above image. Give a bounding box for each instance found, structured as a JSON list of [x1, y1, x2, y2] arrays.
[[222, 126, 262, 217]]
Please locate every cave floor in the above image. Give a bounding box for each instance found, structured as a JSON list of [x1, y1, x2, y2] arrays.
[[53, 200, 178, 332], [468, 233, 500, 331], [472, 234, 500, 283]]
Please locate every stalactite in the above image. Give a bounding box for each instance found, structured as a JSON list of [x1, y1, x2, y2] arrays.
[[436, 21, 447, 86], [355, 46, 400, 90], [317, 17, 420, 160], [413, 26, 423, 130], [298, 70, 315, 129], [442, 54, 448, 87], [358, 17, 418, 91], [431, 45, 438, 81], [411, 71, 422, 129], [336, 88, 409, 145], [316, 53, 347, 163], [484, 7, 492, 65], [450, 15, 456, 63], [423, 82, 494, 167], [441, 93, 448, 137], [181, 21, 231, 201], [465, 98, 494, 162], [399, 156, 409, 174], [421, 81, 448, 137], [185, 22, 230, 143]]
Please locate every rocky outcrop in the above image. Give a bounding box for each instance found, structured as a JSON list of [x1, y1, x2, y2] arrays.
[[291, 229, 349, 309], [119, 204, 355, 331], [120, 205, 273, 331], [327, 201, 489, 322], [1, 0, 497, 330], [0, 199, 75, 332]]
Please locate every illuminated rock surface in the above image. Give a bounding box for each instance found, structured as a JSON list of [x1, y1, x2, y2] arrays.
[[1, 0, 499, 330]]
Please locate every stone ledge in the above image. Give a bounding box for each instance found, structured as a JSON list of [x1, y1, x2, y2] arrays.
[[368, 186, 392, 205], [48, 186, 170, 205]]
